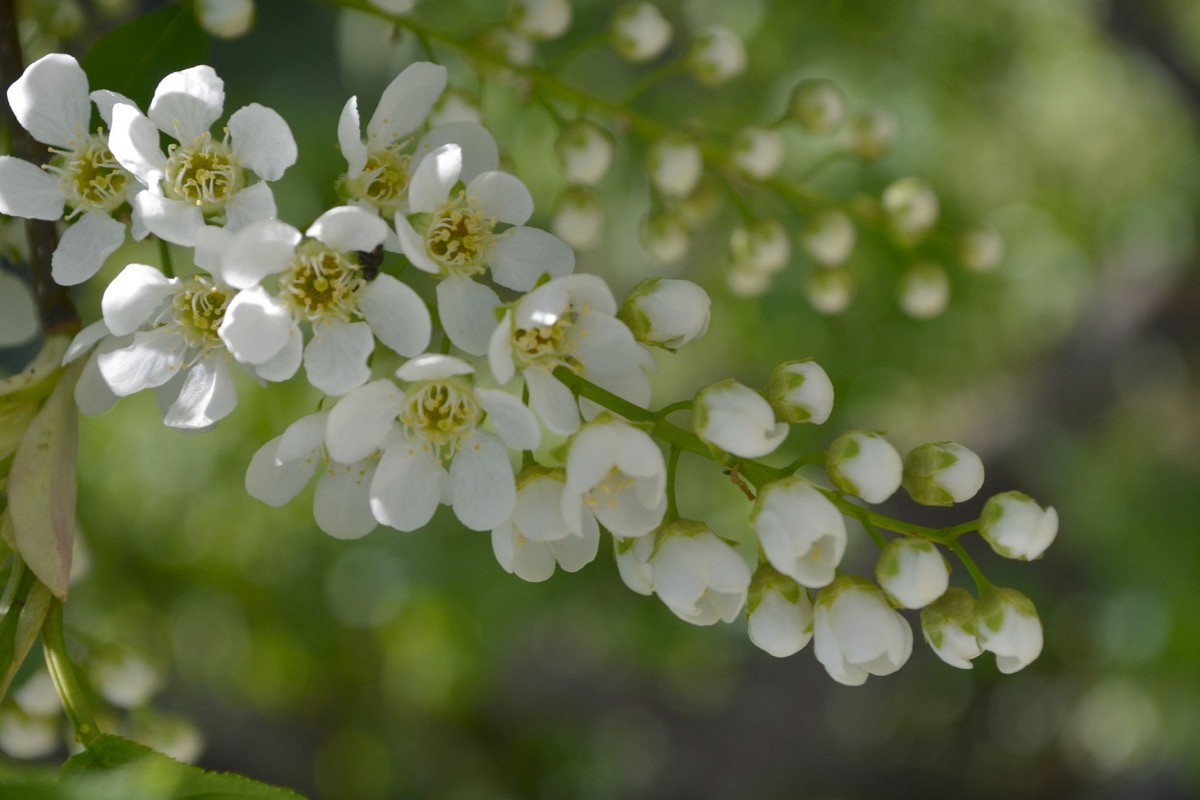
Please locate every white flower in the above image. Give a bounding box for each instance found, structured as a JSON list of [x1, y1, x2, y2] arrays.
[[765, 358, 834, 425], [611, 2, 672, 62], [875, 538, 950, 609], [511, 0, 572, 40], [552, 187, 604, 250], [555, 120, 614, 186], [614, 534, 655, 595], [196, 0, 254, 38], [846, 109, 897, 162], [730, 219, 790, 275], [640, 212, 689, 264], [788, 78, 847, 133], [801, 209, 855, 268], [561, 415, 666, 539], [0, 709, 59, 760], [646, 137, 703, 198], [882, 177, 939, 243], [395, 144, 575, 355], [731, 125, 784, 180], [898, 263, 949, 320], [747, 566, 814, 657], [920, 587, 983, 669], [902, 441, 985, 506], [976, 587, 1043, 674], [618, 277, 711, 352], [807, 268, 853, 314], [0, 53, 134, 285], [959, 225, 1004, 273], [826, 430, 903, 504], [325, 354, 539, 532], [337, 62, 499, 221], [488, 274, 637, 435], [652, 520, 751, 626], [813, 575, 913, 686], [491, 469, 600, 582], [201, 206, 431, 397], [245, 412, 379, 539], [91, 651, 162, 708], [979, 491, 1058, 561], [0, 269, 37, 347], [686, 26, 746, 86], [694, 379, 787, 458], [751, 477, 846, 588], [108, 65, 297, 246]]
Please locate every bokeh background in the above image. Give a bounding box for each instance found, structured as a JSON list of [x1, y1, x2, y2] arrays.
[[3, 0, 1200, 797]]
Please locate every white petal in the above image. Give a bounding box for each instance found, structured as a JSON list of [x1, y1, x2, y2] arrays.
[[245, 436, 318, 507], [437, 276, 500, 356], [218, 218, 301, 289], [218, 287, 294, 364], [748, 589, 813, 658], [408, 144, 462, 214], [149, 65, 225, 141], [487, 310, 516, 384], [476, 388, 540, 450], [228, 103, 297, 181], [314, 461, 378, 539], [162, 356, 238, 429], [277, 412, 328, 462], [489, 227, 575, 291], [0, 271, 37, 347], [0, 156, 64, 220], [449, 432, 516, 531], [338, 96, 367, 177], [572, 313, 638, 377], [552, 515, 599, 572], [466, 171, 532, 225], [394, 213, 441, 274], [307, 205, 389, 252], [89, 90, 136, 127], [52, 210, 125, 286], [222, 181, 277, 232], [513, 477, 570, 542], [416, 122, 499, 182], [101, 263, 179, 336], [304, 319, 374, 396], [524, 368, 579, 435], [75, 346, 121, 416], [359, 274, 432, 357], [394, 353, 473, 382], [63, 320, 109, 364], [254, 330, 302, 382], [366, 62, 447, 146], [326, 379, 404, 463], [370, 442, 444, 531], [7, 53, 90, 148], [132, 193, 204, 246], [109, 104, 167, 182]]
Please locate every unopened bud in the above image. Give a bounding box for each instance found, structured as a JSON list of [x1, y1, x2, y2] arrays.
[[555, 120, 614, 185], [847, 110, 897, 162], [747, 566, 814, 657], [619, 278, 711, 352], [731, 125, 785, 180], [511, 0, 571, 40], [611, 2, 672, 63], [646, 137, 703, 198], [789, 78, 847, 133], [902, 441, 984, 506], [694, 379, 787, 458], [727, 262, 774, 297], [825, 430, 902, 504], [959, 225, 1004, 273], [976, 587, 1043, 674], [196, 0, 254, 39], [898, 263, 949, 319], [802, 209, 855, 267], [552, 187, 604, 250], [920, 587, 982, 669], [883, 177, 939, 243], [686, 26, 746, 86], [980, 491, 1058, 561], [876, 538, 950, 609], [730, 218, 790, 274], [640, 212, 690, 264], [766, 359, 833, 425], [807, 268, 854, 315]]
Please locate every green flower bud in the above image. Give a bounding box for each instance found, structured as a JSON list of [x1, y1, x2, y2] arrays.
[[788, 78, 847, 133], [902, 441, 984, 506]]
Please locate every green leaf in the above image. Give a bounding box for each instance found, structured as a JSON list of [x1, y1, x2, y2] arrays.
[[0, 575, 52, 698], [58, 734, 307, 799], [81, 5, 208, 108]]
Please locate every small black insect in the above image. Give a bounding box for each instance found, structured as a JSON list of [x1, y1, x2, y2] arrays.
[[357, 244, 384, 281]]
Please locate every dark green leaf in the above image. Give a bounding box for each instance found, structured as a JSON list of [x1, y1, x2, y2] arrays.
[[81, 5, 208, 108]]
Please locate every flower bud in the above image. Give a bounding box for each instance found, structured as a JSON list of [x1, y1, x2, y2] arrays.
[[825, 430, 902, 504], [13, 672, 60, 718], [731, 125, 785, 180], [875, 538, 950, 609], [788, 79, 847, 133], [801, 209, 855, 267], [480, 28, 536, 69], [751, 477, 846, 588], [92, 651, 162, 708], [614, 534, 655, 595], [846, 109, 897, 162], [552, 187, 604, 250], [920, 587, 982, 669], [555, 120, 614, 185], [730, 218, 790, 274], [882, 177, 939, 243], [646, 137, 703, 197], [511, 0, 571, 40], [694, 379, 788, 458], [958, 225, 1004, 273], [898, 263, 949, 319], [727, 262, 773, 297], [980, 491, 1058, 561], [611, 2, 672, 63], [619, 278, 711, 352], [766, 359, 833, 425], [902, 441, 984, 506], [653, 520, 751, 626], [640, 212, 690, 264], [686, 26, 746, 86], [976, 587, 1043, 674], [807, 268, 854, 314], [429, 87, 482, 126], [814, 575, 913, 685], [0, 709, 59, 760], [747, 565, 814, 657], [196, 0, 254, 39]]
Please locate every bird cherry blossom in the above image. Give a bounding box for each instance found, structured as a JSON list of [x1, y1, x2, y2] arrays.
[[561, 415, 666, 539], [813, 575, 913, 686], [491, 468, 600, 582]]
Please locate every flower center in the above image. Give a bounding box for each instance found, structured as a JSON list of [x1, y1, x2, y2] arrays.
[[340, 142, 412, 217], [584, 468, 636, 510], [172, 277, 229, 349], [425, 191, 496, 277], [401, 379, 482, 460], [47, 134, 132, 216], [512, 314, 574, 371], [279, 246, 365, 322], [163, 131, 245, 215]]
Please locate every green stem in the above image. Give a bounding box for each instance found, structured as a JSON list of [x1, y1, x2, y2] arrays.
[[531, 87, 568, 127], [796, 150, 847, 183], [855, 509, 889, 549], [665, 446, 681, 520], [549, 31, 609, 71], [0, 558, 24, 616], [621, 60, 686, 105], [948, 540, 993, 594], [814, 486, 961, 545], [782, 450, 826, 474], [157, 237, 174, 279], [655, 399, 692, 418], [42, 600, 100, 748]]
